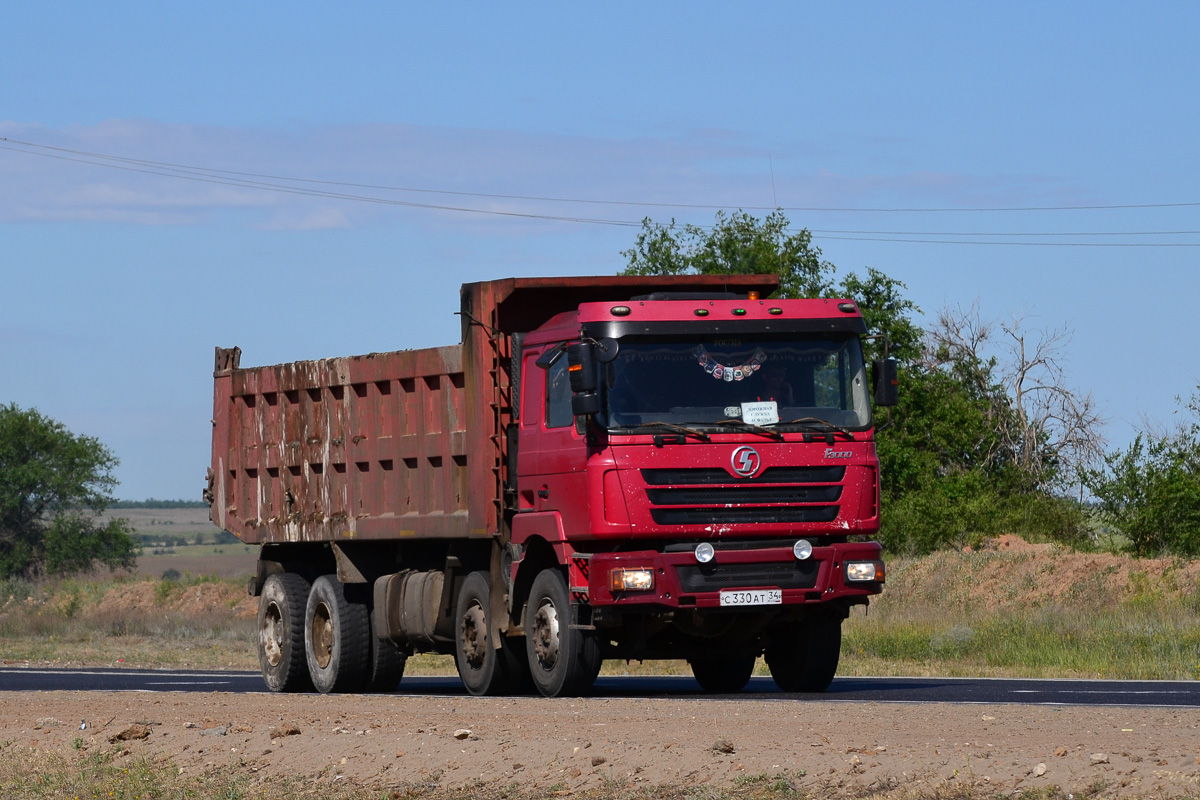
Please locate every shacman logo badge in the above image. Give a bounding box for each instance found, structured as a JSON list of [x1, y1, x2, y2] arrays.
[[731, 445, 762, 477]]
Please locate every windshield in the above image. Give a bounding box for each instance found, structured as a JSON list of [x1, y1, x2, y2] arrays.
[[597, 335, 872, 431]]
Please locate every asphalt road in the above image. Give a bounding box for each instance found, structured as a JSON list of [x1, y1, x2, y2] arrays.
[[2, 668, 1198, 707]]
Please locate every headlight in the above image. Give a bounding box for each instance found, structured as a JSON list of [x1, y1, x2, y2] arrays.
[[694, 542, 715, 563], [844, 561, 885, 582], [609, 568, 655, 592]]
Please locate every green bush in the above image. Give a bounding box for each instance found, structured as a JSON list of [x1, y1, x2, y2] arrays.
[[879, 476, 1086, 555], [1087, 394, 1200, 557]]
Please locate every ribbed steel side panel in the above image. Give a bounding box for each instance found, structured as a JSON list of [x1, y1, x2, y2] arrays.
[[210, 346, 473, 544]]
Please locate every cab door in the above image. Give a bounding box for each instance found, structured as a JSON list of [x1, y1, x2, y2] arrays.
[[518, 349, 590, 533]]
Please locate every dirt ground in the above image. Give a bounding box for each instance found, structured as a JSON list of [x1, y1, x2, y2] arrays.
[[5, 689, 1200, 798]]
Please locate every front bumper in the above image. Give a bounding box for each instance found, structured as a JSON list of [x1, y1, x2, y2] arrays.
[[577, 541, 884, 609]]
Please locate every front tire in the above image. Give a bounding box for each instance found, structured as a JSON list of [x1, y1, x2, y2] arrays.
[[525, 569, 601, 697], [305, 575, 371, 694], [455, 571, 509, 696], [689, 654, 757, 693], [765, 616, 842, 692], [257, 573, 313, 693]]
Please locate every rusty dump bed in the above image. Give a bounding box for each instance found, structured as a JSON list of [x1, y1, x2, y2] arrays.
[[208, 345, 473, 544], [208, 274, 780, 545]]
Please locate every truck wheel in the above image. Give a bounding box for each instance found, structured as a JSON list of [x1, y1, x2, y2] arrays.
[[455, 571, 509, 696], [364, 632, 406, 693], [688, 654, 757, 693], [305, 575, 371, 694], [765, 616, 842, 692], [525, 569, 601, 697], [257, 573, 313, 693]]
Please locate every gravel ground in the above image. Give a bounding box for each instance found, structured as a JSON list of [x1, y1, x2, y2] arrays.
[[6, 690, 1200, 797]]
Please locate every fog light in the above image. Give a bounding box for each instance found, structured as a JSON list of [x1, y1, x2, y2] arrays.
[[845, 561, 884, 582], [793, 540, 813, 560], [695, 542, 715, 563], [610, 568, 655, 592]]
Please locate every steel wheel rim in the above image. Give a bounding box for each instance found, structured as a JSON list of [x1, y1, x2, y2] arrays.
[[311, 601, 334, 669], [261, 601, 284, 667], [460, 601, 488, 670], [532, 598, 560, 670]]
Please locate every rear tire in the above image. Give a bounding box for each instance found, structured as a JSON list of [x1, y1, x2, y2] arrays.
[[689, 654, 757, 693], [364, 626, 406, 693], [257, 573, 312, 693], [765, 616, 842, 692], [525, 569, 601, 697], [455, 571, 508, 696], [305, 575, 371, 694]]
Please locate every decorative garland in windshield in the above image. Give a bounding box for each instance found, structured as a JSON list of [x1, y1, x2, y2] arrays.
[[692, 345, 767, 382]]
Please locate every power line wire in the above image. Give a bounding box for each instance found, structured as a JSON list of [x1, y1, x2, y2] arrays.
[[0, 140, 643, 227], [7, 136, 1200, 215], [3, 137, 1200, 247]]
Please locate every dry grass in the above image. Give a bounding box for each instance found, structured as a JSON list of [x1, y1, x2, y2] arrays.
[[0, 574, 257, 669], [840, 540, 1200, 680]]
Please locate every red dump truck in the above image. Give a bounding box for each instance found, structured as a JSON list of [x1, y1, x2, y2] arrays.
[[207, 275, 896, 697]]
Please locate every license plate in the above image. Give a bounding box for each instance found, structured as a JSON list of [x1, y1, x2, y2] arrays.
[[719, 589, 782, 607]]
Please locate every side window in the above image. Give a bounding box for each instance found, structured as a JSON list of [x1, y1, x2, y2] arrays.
[[546, 356, 574, 428], [521, 353, 541, 427]]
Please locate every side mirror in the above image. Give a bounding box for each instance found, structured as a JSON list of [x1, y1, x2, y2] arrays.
[[535, 346, 563, 369], [594, 337, 620, 363], [566, 343, 598, 393], [873, 358, 898, 407], [567, 343, 600, 417], [571, 393, 602, 416]]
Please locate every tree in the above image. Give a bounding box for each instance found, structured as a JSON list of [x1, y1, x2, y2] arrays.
[[622, 210, 837, 300], [926, 304, 1105, 496], [879, 306, 1099, 553], [0, 403, 136, 579], [1086, 393, 1200, 556]]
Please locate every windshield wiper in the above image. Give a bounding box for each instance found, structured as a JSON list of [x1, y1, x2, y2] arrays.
[[711, 419, 785, 441], [779, 417, 856, 442], [620, 421, 711, 442]]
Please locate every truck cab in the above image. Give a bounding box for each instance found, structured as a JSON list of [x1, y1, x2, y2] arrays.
[[507, 290, 891, 695]]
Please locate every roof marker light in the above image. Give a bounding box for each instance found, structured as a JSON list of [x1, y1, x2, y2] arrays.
[[610, 306, 631, 317], [768, 308, 783, 315], [732, 308, 747, 316], [694, 308, 709, 316]]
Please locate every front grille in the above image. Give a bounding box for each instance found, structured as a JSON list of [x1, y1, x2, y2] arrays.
[[641, 466, 844, 527], [677, 560, 820, 592], [646, 485, 842, 505], [643, 466, 845, 485], [650, 506, 839, 525]]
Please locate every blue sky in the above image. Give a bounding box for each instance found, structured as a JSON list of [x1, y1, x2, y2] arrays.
[[3, 3, 1198, 500]]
